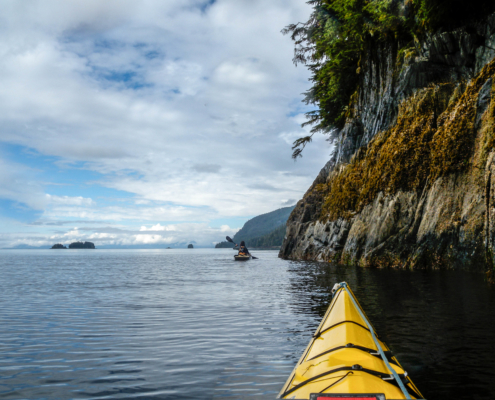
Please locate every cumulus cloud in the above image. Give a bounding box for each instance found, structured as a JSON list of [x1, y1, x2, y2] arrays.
[[0, 0, 333, 246], [140, 223, 169, 231]]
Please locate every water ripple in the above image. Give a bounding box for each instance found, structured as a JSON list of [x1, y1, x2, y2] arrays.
[[0, 249, 494, 399]]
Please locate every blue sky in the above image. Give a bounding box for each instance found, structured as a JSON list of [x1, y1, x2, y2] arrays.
[[0, 0, 332, 248]]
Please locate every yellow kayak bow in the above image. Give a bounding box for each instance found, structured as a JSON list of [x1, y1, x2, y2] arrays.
[[278, 282, 424, 400]]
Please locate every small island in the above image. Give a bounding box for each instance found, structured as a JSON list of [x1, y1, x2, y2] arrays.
[[187, 244, 194, 249], [51, 241, 96, 249], [69, 241, 95, 249]]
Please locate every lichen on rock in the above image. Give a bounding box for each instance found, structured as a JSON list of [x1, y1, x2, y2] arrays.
[[322, 60, 495, 222]]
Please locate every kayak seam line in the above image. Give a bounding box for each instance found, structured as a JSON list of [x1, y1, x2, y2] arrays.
[[279, 366, 360, 398], [307, 345, 400, 367], [279, 365, 407, 398], [315, 320, 371, 338]]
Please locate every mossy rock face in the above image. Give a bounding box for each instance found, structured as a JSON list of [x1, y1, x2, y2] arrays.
[[319, 59, 495, 221]]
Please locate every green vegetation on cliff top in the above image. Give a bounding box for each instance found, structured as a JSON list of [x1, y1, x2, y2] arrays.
[[285, 0, 495, 158]]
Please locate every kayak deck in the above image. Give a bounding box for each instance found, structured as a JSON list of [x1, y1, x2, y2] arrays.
[[234, 254, 251, 261], [278, 283, 424, 400]]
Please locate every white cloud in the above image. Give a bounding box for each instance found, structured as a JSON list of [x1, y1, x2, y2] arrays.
[[140, 223, 168, 231], [132, 234, 169, 245], [41, 203, 214, 222], [0, 0, 333, 246], [281, 199, 297, 206], [45, 194, 95, 206], [213, 59, 267, 87], [220, 225, 231, 232]]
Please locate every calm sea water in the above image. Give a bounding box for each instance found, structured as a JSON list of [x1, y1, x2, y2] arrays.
[[0, 249, 494, 400]]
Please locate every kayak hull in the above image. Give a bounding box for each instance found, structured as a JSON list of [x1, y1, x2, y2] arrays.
[[234, 255, 251, 261], [278, 283, 424, 400]]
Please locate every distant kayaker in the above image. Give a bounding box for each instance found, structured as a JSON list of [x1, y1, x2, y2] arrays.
[[238, 241, 250, 256]]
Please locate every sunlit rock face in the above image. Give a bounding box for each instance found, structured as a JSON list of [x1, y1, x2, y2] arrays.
[[281, 14, 495, 270]]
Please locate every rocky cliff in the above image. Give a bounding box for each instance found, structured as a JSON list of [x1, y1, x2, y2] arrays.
[[280, 13, 495, 271]]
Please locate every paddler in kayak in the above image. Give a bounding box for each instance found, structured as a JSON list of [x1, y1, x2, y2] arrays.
[[237, 241, 251, 257], [225, 236, 258, 259]]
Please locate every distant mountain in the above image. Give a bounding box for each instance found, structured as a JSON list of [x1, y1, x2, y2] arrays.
[[215, 205, 295, 248], [233, 206, 295, 243], [9, 244, 43, 249], [248, 224, 287, 249]]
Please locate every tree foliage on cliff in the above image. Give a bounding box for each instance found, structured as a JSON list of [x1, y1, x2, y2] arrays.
[[285, 0, 495, 158]]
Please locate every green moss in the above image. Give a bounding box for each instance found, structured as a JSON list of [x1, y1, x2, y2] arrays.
[[396, 45, 418, 67], [329, 250, 343, 263], [480, 80, 495, 161], [321, 85, 440, 219], [360, 251, 403, 268], [340, 251, 357, 266], [430, 62, 495, 177], [320, 59, 495, 220]]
